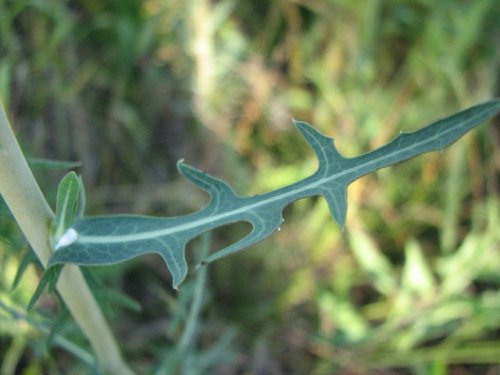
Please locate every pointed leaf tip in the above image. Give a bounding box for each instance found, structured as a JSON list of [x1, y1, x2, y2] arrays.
[[177, 161, 240, 205], [293, 119, 348, 175], [293, 119, 315, 135], [177, 160, 215, 187], [323, 189, 348, 228]]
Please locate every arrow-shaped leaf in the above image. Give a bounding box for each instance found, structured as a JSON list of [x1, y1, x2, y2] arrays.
[[49, 100, 500, 289]]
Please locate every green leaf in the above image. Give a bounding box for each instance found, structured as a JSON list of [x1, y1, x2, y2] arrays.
[[48, 100, 500, 289], [52, 171, 84, 245], [318, 291, 369, 342], [10, 250, 39, 291], [347, 229, 397, 296], [401, 239, 434, 296], [27, 264, 63, 311], [28, 172, 83, 308]]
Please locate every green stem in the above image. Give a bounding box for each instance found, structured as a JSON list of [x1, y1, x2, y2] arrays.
[[0, 300, 95, 368], [178, 233, 210, 355], [0, 105, 135, 375]]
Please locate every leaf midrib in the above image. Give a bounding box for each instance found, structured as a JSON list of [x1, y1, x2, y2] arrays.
[[76, 123, 449, 245]]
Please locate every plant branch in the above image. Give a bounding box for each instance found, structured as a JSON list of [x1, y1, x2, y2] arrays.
[[0, 105, 135, 375]]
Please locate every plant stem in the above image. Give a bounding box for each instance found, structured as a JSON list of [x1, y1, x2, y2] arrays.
[[0, 300, 96, 368], [178, 233, 210, 355], [0, 105, 135, 375]]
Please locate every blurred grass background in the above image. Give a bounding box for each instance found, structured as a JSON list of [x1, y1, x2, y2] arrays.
[[1, 0, 499, 374]]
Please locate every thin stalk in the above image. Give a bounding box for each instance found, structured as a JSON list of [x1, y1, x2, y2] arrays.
[[178, 233, 210, 355], [0, 300, 95, 368], [0, 105, 135, 375], [155, 233, 210, 375]]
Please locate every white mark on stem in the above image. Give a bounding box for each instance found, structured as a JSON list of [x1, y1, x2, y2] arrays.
[[55, 228, 78, 250]]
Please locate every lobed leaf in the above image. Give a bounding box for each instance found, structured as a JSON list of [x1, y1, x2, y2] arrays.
[[49, 100, 500, 289]]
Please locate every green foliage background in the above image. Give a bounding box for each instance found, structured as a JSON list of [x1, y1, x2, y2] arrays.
[[1, 0, 499, 374]]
